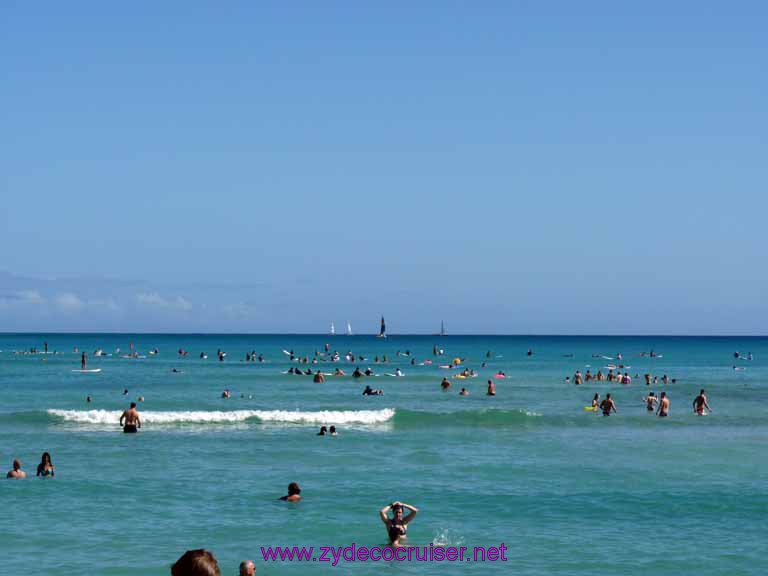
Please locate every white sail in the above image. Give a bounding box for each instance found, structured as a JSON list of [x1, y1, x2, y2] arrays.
[[346, 322, 352, 336], [330, 322, 335, 336]]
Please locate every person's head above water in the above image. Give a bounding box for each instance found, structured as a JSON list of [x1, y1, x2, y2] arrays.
[[239, 560, 255, 576], [130, 402, 137, 409], [171, 549, 220, 576]]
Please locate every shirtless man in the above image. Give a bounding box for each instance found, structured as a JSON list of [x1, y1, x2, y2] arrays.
[[6, 459, 26, 479], [119, 402, 141, 433], [600, 394, 617, 416], [693, 389, 712, 415], [656, 392, 670, 417]]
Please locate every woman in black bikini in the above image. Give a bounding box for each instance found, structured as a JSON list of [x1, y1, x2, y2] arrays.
[[36, 452, 55, 477], [379, 501, 418, 547]]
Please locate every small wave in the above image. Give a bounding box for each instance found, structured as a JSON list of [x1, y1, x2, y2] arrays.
[[46, 408, 395, 426], [393, 408, 541, 428]]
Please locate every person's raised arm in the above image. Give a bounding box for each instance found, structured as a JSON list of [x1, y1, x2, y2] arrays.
[[401, 503, 419, 524], [380, 504, 392, 525]]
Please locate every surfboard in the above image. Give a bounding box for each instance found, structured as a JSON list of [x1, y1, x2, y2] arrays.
[[72, 369, 102, 373], [584, 406, 597, 412], [385, 373, 403, 377]]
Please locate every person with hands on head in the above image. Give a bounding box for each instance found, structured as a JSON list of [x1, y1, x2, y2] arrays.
[[380, 501, 418, 547]]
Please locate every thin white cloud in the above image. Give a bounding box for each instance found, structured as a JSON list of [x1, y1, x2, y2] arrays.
[[0, 289, 46, 309], [55, 292, 85, 313], [136, 292, 192, 311], [17, 289, 45, 305], [222, 302, 259, 319]]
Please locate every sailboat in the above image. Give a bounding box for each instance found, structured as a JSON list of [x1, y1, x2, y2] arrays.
[[346, 321, 352, 336], [377, 316, 387, 339], [440, 320, 446, 336], [330, 322, 335, 336]]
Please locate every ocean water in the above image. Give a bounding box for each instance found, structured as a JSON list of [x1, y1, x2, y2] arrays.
[[1, 334, 766, 575]]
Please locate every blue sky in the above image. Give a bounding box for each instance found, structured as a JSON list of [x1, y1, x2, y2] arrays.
[[1, 1, 766, 333]]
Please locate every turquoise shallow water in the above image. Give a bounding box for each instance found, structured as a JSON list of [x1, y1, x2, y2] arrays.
[[1, 334, 766, 575]]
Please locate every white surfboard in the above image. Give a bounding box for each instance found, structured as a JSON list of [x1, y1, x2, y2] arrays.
[[72, 368, 102, 373]]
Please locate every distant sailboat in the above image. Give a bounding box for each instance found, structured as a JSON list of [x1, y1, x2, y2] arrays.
[[346, 321, 352, 336], [330, 322, 335, 336], [440, 320, 446, 336], [377, 316, 387, 338]]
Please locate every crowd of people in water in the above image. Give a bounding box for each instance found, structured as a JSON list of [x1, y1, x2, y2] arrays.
[[6, 340, 745, 575]]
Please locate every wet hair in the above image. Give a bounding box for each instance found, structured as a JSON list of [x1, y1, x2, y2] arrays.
[[171, 549, 220, 576], [130, 402, 137, 408], [329, 426, 336, 433], [392, 503, 403, 514], [700, 389, 705, 394], [13, 459, 21, 470], [287, 482, 301, 496], [40, 452, 52, 466]]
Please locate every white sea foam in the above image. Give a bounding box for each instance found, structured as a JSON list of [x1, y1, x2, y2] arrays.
[[47, 408, 395, 425]]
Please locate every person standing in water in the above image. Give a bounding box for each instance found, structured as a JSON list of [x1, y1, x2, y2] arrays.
[[380, 501, 418, 547], [644, 392, 658, 412], [81, 351, 87, 370], [487, 380, 496, 396], [600, 394, 617, 416], [657, 392, 670, 417], [119, 402, 141, 433], [693, 389, 712, 415]]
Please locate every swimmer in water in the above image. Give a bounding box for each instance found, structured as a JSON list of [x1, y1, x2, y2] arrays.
[[441, 377, 451, 391], [487, 380, 496, 396], [656, 391, 669, 417], [280, 482, 302, 502], [644, 392, 658, 412], [459, 387, 469, 396], [329, 426, 338, 436], [600, 394, 617, 416], [380, 501, 418, 548], [6, 459, 26, 479], [317, 426, 327, 436], [119, 402, 141, 433], [693, 389, 712, 415], [36, 452, 54, 477]]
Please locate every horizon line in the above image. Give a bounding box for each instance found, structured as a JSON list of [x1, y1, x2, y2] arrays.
[[1, 331, 767, 338]]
